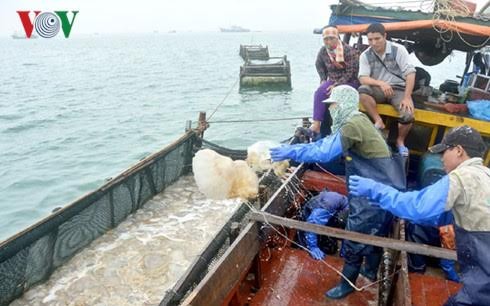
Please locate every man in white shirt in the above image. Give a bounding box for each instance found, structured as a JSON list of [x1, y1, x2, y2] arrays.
[[358, 23, 416, 156]]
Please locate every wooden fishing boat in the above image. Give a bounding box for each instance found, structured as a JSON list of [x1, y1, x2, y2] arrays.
[[161, 154, 461, 306], [3, 2, 490, 306], [0, 130, 198, 306], [0, 108, 484, 306], [163, 2, 490, 306]]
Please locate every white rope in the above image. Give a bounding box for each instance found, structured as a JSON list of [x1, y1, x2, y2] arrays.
[[207, 78, 240, 121], [431, 0, 490, 49], [242, 199, 400, 292], [358, 0, 490, 49], [314, 163, 346, 184], [207, 117, 307, 124]]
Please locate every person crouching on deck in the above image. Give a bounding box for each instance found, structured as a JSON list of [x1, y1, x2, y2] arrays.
[[270, 85, 407, 299], [358, 23, 416, 156], [301, 191, 349, 260], [349, 125, 490, 306]]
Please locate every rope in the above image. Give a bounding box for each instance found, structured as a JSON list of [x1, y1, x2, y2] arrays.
[[207, 78, 240, 121], [354, 0, 490, 49], [242, 200, 400, 292], [431, 0, 490, 49], [314, 163, 346, 184], [208, 117, 307, 124]]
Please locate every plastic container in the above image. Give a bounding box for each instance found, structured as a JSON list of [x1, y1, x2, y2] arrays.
[[418, 153, 445, 188]]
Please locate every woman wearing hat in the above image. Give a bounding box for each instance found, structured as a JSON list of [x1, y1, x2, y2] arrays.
[[312, 26, 360, 137], [270, 85, 407, 299], [349, 125, 490, 305]]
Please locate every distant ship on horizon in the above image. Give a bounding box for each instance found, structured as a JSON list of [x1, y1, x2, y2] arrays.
[[220, 25, 250, 33]]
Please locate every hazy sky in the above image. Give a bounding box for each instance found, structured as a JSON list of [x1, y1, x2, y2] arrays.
[[1, 0, 488, 35], [0, 0, 335, 35]]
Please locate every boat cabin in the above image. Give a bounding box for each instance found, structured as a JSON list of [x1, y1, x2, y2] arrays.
[[327, 1, 490, 173]]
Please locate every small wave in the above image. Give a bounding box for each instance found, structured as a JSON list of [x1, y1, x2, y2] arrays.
[[3, 123, 37, 133], [3, 118, 56, 134], [22, 63, 38, 67], [145, 84, 158, 89], [0, 114, 24, 121]]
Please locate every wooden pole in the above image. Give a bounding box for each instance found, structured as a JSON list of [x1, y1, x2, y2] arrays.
[[197, 112, 208, 138], [250, 211, 457, 260], [302, 117, 311, 128]]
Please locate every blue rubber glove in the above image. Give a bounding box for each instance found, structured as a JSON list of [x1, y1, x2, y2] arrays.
[[304, 208, 331, 260], [348, 175, 379, 198], [270, 145, 294, 162], [440, 259, 460, 282], [349, 175, 449, 222], [309, 246, 326, 260], [269, 132, 343, 163], [305, 231, 326, 260]]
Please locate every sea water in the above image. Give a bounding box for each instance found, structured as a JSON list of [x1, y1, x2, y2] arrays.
[[0, 32, 465, 241]]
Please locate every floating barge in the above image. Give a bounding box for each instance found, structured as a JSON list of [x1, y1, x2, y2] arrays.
[[239, 45, 270, 61], [239, 56, 292, 90]]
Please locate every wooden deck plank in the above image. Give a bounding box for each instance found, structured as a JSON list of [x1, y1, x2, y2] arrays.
[[250, 248, 377, 306], [409, 273, 461, 306]]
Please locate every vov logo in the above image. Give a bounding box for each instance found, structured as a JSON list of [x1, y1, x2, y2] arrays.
[[16, 11, 79, 38]]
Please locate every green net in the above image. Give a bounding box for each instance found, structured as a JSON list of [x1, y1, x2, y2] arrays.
[[0, 132, 196, 306]]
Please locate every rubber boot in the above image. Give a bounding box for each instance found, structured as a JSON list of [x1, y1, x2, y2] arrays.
[[440, 259, 460, 283], [360, 253, 382, 282], [325, 263, 360, 299]]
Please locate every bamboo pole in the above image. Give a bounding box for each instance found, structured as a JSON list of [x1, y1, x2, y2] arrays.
[[250, 211, 457, 260]]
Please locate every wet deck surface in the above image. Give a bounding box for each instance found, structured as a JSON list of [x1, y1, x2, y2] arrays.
[[410, 273, 461, 306], [250, 248, 377, 306]]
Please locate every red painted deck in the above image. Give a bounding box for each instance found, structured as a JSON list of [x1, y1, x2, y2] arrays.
[[409, 273, 461, 306], [249, 248, 377, 306]]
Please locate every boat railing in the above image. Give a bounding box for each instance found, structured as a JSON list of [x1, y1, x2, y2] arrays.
[[239, 44, 270, 60], [239, 56, 292, 89], [161, 163, 303, 305], [366, 103, 490, 166], [0, 131, 198, 306]]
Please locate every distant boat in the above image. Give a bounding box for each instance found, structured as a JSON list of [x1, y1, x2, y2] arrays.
[[11, 32, 38, 39], [168, 30, 177, 34], [220, 25, 250, 33]]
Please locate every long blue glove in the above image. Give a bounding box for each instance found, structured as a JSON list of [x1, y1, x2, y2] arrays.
[[304, 208, 331, 260], [440, 259, 460, 282], [348, 175, 449, 221], [412, 211, 454, 228], [270, 132, 343, 163]]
